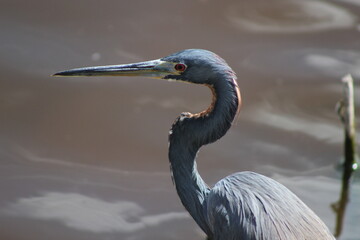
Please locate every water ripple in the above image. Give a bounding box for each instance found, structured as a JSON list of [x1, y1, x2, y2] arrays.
[[227, 0, 357, 33]]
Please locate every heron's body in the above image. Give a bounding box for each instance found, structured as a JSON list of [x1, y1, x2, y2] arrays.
[[55, 49, 335, 240], [207, 172, 333, 239]]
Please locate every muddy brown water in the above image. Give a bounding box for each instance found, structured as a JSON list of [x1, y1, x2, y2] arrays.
[[0, 0, 359, 239]]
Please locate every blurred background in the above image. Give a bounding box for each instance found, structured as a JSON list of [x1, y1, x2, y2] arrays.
[[0, 0, 359, 239]]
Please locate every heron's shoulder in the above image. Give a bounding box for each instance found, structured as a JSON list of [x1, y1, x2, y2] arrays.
[[208, 171, 299, 208], [212, 171, 283, 190]]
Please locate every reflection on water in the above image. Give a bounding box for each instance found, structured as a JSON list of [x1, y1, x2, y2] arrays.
[[1, 0, 360, 239]]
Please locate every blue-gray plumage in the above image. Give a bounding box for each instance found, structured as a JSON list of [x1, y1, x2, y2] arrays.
[[54, 49, 335, 240]]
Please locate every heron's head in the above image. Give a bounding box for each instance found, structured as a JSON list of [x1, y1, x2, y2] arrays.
[[53, 49, 235, 85]]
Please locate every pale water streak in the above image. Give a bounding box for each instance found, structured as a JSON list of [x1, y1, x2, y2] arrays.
[[305, 51, 360, 79], [241, 49, 360, 79], [247, 103, 343, 144], [15, 146, 168, 177], [4, 192, 189, 233]]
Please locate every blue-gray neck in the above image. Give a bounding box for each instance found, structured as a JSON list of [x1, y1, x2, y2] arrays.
[[168, 73, 240, 234]]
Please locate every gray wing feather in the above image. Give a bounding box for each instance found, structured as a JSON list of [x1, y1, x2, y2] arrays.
[[205, 171, 335, 240]]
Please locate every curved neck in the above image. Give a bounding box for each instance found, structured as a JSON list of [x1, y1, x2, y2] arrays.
[[168, 74, 240, 234]]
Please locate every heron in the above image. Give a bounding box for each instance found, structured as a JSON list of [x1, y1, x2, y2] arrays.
[[54, 49, 335, 240]]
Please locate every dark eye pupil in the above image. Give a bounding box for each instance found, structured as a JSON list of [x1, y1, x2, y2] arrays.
[[175, 64, 186, 72]]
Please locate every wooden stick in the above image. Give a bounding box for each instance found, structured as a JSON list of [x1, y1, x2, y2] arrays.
[[333, 74, 358, 237]]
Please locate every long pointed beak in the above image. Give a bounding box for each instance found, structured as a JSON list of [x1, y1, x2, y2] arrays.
[[53, 59, 177, 79]]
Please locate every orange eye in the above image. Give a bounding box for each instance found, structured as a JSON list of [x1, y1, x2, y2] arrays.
[[174, 63, 186, 72]]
